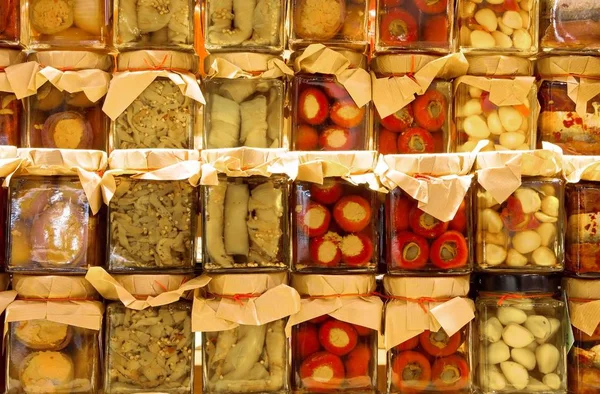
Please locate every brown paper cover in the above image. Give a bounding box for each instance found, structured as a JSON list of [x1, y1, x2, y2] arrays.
[[85, 267, 210, 310], [467, 56, 532, 76], [476, 146, 563, 204], [12, 275, 99, 299], [3, 61, 40, 99], [0, 274, 16, 316], [193, 273, 301, 331], [5, 300, 104, 330], [117, 50, 197, 73], [0, 50, 25, 93], [29, 51, 113, 71], [384, 276, 473, 350], [565, 278, 600, 337], [293, 44, 371, 108], [372, 53, 469, 118], [285, 274, 382, 336], [563, 155, 600, 182], [376, 154, 475, 222], [206, 54, 293, 79], [0, 146, 22, 178], [200, 147, 288, 185], [455, 75, 535, 107]]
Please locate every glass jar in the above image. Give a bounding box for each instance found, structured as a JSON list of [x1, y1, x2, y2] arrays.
[[24, 0, 108, 48], [114, 0, 193, 50], [6, 320, 100, 393], [452, 57, 536, 152], [6, 176, 102, 273], [0, 50, 23, 146], [109, 51, 200, 151], [387, 188, 472, 274], [202, 175, 288, 272], [203, 54, 285, 149], [105, 301, 194, 393], [474, 274, 567, 394], [565, 182, 600, 276], [107, 177, 198, 273], [540, 0, 600, 52], [25, 51, 111, 151], [292, 315, 377, 392], [476, 177, 564, 272], [375, 0, 454, 53], [204, 0, 284, 52], [204, 319, 288, 394], [457, 0, 538, 55], [288, 0, 368, 50], [0, 0, 19, 45], [293, 178, 378, 273], [371, 54, 453, 154]]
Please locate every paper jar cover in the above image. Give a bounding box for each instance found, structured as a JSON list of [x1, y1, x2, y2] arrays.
[[0, 50, 24, 93], [455, 75, 535, 107], [383, 276, 473, 350], [206, 54, 293, 79], [29, 51, 112, 71], [117, 50, 198, 72], [566, 278, 600, 336], [12, 275, 99, 299], [109, 149, 200, 170], [467, 56, 532, 76], [563, 155, 600, 182], [0, 274, 16, 316], [5, 300, 104, 331], [0, 146, 21, 179]]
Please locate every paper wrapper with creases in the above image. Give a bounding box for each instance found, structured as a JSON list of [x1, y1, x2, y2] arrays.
[[563, 155, 600, 182], [0, 50, 25, 93], [294, 44, 370, 108], [12, 275, 98, 299], [376, 154, 476, 222], [206, 54, 293, 79], [200, 147, 288, 185], [285, 275, 382, 337], [193, 272, 301, 332], [15, 149, 107, 214], [85, 267, 210, 311], [29, 51, 113, 71], [476, 144, 563, 204], [117, 50, 198, 73], [455, 75, 535, 107], [372, 53, 468, 118], [384, 276, 474, 351], [0, 274, 16, 317], [0, 146, 22, 181], [467, 56, 532, 76], [285, 151, 381, 191], [565, 278, 600, 337], [101, 149, 201, 204], [537, 56, 600, 118]]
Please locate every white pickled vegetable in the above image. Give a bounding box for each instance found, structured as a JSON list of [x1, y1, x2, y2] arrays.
[[500, 361, 529, 390], [512, 231, 542, 254], [497, 307, 527, 325], [502, 324, 534, 348], [511, 348, 536, 371], [536, 344, 559, 374]]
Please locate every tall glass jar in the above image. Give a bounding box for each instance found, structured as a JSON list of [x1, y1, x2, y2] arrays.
[[540, 0, 600, 52], [288, 0, 368, 50], [114, 0, 193, 50], [0, 0, 19, 45], [0, 50, 23, 147], [457, 0, 538, 55], [452, 56, 536, 152], [375, 0, 455, 53], [537, 57, 600, 155], [291, 50, 370, 151], [24, 51, 111, 151], [203, 54, 287, 149], [474, 274, 567, 394], [204, 0, 284, 52], [107, 51, 202, 151]]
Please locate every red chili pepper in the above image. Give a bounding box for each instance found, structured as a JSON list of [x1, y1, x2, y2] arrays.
[[500, 196, 540, 231], [380, 10, 418, 45], [295, 323, 321, 360], [391, 231, 429, 270], [394, 336, 419, 352], [409, 207, 449, 239], [449, 200, 467, 233], [419, 330, 462, 357], [429, 231, 469, 269], [378, 128, 399, 154], [504, 0, 520, 11], [432, 354, 470, 391], [390, 195, 413, 232], [391, 351, 432, 393], [414, 0, 447, 14], [318, 319, 358, 356], [413, 89, 447, 131], [423, 15, 448, 44], [299, 351, 345, 390], [480, 92, 498, 114], [380, 106, 414, 132], [310, 182, 344, 205], [381, 0, 404, 7], [298, 88, 329, 125], [397, 127, 435, 153], [333, 195, 372, 233]]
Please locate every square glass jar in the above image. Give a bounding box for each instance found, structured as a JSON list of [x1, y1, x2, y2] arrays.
[[6, 319, 99, 393], [113, 0, 194, 50], [457, 0, 538, 55], [288, 0, 369, 50], [387, 326, 471, 393], [25, 82, 107, 150], [291, 75, 369, 151], [0, 0, 19, 46], [0, 91, 20, 146], [375, 82, 452, 154], [104, 302, 194, 393], [203, 0, 285, 52], [110, 78, 196, 150], [203, 319, 288, 394], [203, 79, 284, 149], [475, 178, 564, 272], [6, 176, 102, 274], [569, 301, 600, 394], [387, 188, 472, 274], [107, 177, 198, 273], [292, 317, 377, 393], [375, 0, 455, 53], [292, 178, 378, 273], [540, 0, 600, 52], [452, 77, 536, 152], [202, 175, 288, 272]]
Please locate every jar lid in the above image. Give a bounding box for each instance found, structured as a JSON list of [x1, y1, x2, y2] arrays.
[[467, 55, 532, 76], [292, 48, 367, 70], [537, 56, 600, 78], [292, 274, 375, 297], [564, 278, 600, 300], [29, 51, 112, 71], [205, 53, 280, 74], [117, 50, 198, 73], [12, 275, 99, 299], [370, 54, 438, 75], [0, 49, 25, 68], [477, 274, 561, 294], [207, 272, 288, 296], [113, 274, 193, 297]]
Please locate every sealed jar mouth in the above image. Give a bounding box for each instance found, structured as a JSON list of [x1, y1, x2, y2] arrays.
[[476, 273, 562, 295]]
